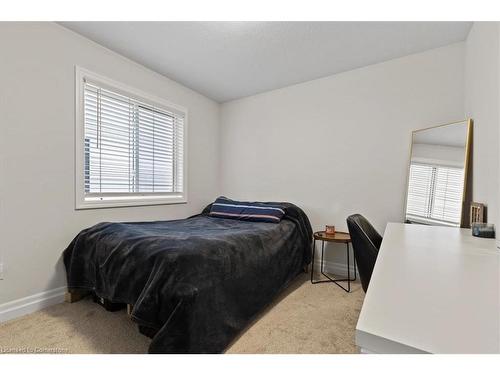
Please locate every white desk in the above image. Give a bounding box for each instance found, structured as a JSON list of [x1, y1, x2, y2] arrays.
[[356, 223, 499, 354]]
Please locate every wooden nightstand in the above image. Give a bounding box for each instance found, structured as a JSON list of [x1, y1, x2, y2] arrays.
[[310, 231, 357, 292]]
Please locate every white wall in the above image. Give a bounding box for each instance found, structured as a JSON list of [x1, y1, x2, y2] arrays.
[[220, 43, 465, 267], [0, 23, 220, 305], [464, 22, 499, 227]]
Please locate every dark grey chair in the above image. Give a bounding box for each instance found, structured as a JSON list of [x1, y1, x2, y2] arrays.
[[346, 214, 382, 292]]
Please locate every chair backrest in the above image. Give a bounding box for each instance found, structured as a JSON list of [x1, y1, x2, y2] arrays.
[[346, 214, 382, 292]]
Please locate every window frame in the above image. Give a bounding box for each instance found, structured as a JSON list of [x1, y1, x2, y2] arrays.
[[75, 66, 188, 209]]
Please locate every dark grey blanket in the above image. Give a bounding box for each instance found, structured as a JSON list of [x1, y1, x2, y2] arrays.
[[63, 202, 312, 353]]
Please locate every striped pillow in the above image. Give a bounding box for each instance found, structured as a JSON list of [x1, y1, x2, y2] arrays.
[[209, 197, 285, 223]]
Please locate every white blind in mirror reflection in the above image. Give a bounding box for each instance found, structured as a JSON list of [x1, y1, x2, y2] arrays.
[[406, 163, 464, 227]]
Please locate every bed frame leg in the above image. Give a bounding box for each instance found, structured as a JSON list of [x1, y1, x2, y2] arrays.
[[127, 304, 133, 318], [65, 290, 89, 303]]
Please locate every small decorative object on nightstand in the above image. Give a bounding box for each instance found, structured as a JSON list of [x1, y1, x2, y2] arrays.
[[311, 230, 356, 292], [325, 225, 336, 235]]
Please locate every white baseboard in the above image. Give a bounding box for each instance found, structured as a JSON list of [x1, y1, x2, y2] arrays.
[[0, 287, 67, 323], [314, 259, 357, 278]]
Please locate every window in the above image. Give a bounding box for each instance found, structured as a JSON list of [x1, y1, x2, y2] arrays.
[[75, 67, 187, 209], [405, 162, 464, 226]]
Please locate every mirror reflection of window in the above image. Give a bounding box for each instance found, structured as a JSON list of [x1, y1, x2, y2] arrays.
[[406, 163, 464, 226], [404, 120, 471, 228]]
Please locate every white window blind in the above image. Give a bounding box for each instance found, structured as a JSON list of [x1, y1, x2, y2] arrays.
[[406, 162, 464, 226], [76, 68, 186, 209]]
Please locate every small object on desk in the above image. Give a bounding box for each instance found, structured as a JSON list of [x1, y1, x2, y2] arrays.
[[471, 223, 495, 238], [325, 225, 336, 235]]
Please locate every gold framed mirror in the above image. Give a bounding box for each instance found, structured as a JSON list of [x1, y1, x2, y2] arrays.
[[404, 119, 473, 228]]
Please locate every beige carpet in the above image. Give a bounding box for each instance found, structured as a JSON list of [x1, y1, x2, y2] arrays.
[[0, 273, 364, 354]]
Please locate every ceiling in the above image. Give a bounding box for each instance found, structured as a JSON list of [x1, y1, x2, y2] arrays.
[[414, 122, 468, 148], [61, 22, 472, 103]]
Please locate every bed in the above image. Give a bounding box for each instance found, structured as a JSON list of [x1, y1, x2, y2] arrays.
[[63, 200, 312, 353]]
